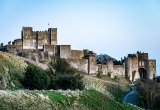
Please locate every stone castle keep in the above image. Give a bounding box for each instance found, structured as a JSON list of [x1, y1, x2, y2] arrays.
[[0, 27, 156, 81]]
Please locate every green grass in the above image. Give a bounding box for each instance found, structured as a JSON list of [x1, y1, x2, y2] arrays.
[[0, 53, 26, 89], [106, 84, 128, 102], [43, 90, 140, 110], [45, 91, 67, 103], [44, 91, 76, 109], [79, 90, 140, 110]]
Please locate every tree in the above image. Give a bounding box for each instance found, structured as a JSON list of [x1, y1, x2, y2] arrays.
[[48, 58, 75, 75], [48, 58, 84, 90], [22, 65, 50, 90], [136, 79, 160, 109]]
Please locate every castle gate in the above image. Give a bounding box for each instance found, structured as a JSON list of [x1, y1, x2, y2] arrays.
[[138, 68, 147, 79]]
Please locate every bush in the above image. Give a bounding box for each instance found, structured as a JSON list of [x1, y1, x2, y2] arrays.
[[48, 74, 57, 90], [55, 74, 84, 90], [48, 58, 84, 90], [49, 58, 75, 75], [22, 65, 50, 90]]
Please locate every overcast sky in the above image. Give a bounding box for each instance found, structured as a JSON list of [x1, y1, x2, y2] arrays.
[[0, 0, 160, 75]]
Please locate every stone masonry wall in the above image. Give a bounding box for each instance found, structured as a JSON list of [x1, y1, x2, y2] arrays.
[[49, 28, 57, 45], [66, 59, 88, 73], [71, 50, 84, 59], [12, 39, 22, 46], [113, 65, 125, 77], [131, 57, 139, 81], [88, 55, 97, 75], [43, 45, 56, 56], [148, 60, 156, 79], [37, 32, 44, 49], [101, 65, 108, 75], [22, 27, 37, 49], [59, 45, 71, 59], [22, 27, 57, 50]]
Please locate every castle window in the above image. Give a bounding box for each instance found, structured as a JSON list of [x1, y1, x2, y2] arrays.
[[139, 62, 141, 66], [142, 62, 144, 66]]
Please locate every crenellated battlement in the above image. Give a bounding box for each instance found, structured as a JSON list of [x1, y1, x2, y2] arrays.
[[22, 26, 57, 49], [32, 31, 37, 35], [37, 31, 45, 33], [48, 28, 57, 32], [22, 27, 33, 31]]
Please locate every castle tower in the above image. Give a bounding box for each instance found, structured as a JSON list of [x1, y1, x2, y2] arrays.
[[37, 31, 44, 49], [137, 52, 148, 79], [88, 54, 97, 75], [107, 60, 114, 78], [148, 60, 156, 79], [125, 54, 139, 81], [22, 27, 37, 49], [125, 51, 156, 81], [48, 28, 57, 45]]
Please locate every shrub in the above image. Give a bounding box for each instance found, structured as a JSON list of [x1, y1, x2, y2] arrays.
[[22, 65, 50, 90], [49, 58, 75, 75], [48, 58, 84, 90], [47, 75, 55, 89], [55, 74, 84, 90]]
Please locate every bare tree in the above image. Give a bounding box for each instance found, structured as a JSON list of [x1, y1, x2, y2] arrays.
[[136, 79, 160, 110]]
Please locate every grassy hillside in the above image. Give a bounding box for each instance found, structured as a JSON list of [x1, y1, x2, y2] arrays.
[[0, 52, 141, 110], [0, 90, 140, 110], [0, 52, 48, 89], [83, 75, 130, 102], [0, 52, 27, 89]]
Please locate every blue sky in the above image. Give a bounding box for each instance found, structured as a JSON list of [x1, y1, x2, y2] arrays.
[[0, 0, 160, 75]]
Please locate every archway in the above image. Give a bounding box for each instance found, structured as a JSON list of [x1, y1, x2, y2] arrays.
[[138, 68, 147, 79]]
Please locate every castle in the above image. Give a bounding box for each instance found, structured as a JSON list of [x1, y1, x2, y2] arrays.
[[0, 27, 156, 81]]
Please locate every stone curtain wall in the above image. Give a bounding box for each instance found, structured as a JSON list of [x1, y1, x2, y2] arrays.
[[59, 45, 71, 59], [66, 59, 88, 73], [98, 62, 125, 78], [43, 45, 56, 56], [12, 39, 22, 46], [71, 50, 84, 59], [113, 65, 125, 77]]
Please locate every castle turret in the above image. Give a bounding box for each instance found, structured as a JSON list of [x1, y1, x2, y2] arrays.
[[48, 28, 57, 45], [22, 27, 36, 49], [148, 60, 156, 79]]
